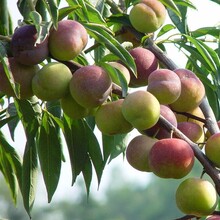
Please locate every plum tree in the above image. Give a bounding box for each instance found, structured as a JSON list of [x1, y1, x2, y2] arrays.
[[176, 178, 218, 217], [11, 25, 49, 65], [32, 62, 72, 101], [1, 1, 220, 219], [69, 65, 112, 108], [0, 57, 39, 99], [129, 0, 167, 33], [149, 138, 194, 179], [49, 20, 88, 61]]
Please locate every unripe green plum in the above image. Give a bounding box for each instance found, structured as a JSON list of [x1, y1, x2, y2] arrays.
[[129, 47, 158, 87], [60, 93, 90, 119], [170, 69, 205, 112], [129, 0, 166, 33], [205, 133, 220, 168], [32, 62, 72, 101], [108, 62, 130, 85], [142, 105, 177, 139], [176, 178, 218, 217], [0, 57, 39, 99], [126, 135, 157, 172], [149, 138, 194, 179], [121, 90, 160, 130], [147, 69, 181, 104], [69, 65, 112, 109], [11, 25, 49, 65], [49, 20, 88, 61], [95, 99, 133, 135]]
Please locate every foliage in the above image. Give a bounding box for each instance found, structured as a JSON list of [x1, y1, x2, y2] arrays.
[[0, 0, 220, 219]]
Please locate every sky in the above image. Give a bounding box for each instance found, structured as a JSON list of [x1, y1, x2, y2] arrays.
[[4, 0, 220, 208]]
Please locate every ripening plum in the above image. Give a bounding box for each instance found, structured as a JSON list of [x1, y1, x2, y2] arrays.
[[147, 69, 181, 104], [49, 20, 88, 61], [170, 69, 206, 112], [149, 138, 194, 179], [126, 135, 157, 172], [69, 65, 112, 109], [11, 25, 49, 65], [128, 47, 158, 87], [129, 0, 166, 33]]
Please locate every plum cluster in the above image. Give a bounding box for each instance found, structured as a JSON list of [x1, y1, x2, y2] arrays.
[[0, 19, 88, 99], [0, 8, 219, 217]]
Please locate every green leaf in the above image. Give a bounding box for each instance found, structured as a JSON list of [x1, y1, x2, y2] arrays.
[[159, 0, 181, 17], [102, 133, 128, 165], [156, 24, 176, 38], [82, 154, 93, 196], [0, 45, 20, 98], [0, 131, 22, 204], [84, 120, 104, 185], [100, 62, 128, 97], [7, 102, 20, 141], [42, 0, 58, 28], [17, 0, 31, 20], [83, 23, 137, 76], [0, 0, 11, 35], [58, 5, 81, 21], [167, 2, 189, 34], [66, 0, 106, 24], [37, 111, 62, 202], [13, 98, 41, 216], [183, 35, 219, 72], [191, 26, 220, 39], [62, 116, 89, 185], [22, 137, 38, 217]]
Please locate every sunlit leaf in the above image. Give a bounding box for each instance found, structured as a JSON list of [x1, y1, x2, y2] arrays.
[[84, 23, 137, 76], [160, 0, 181, 17], [156, 24, 176, 38]]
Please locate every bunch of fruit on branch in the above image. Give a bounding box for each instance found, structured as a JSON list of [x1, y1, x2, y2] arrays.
[[1, 0, 220, 219]]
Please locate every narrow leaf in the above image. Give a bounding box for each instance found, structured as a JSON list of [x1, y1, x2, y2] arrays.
[[84, 23, 137, 76], [62, 116, 88, 185], [22, 137, 38, 217], [160, 0, 181, 17], [37, 111, 62, 202]]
